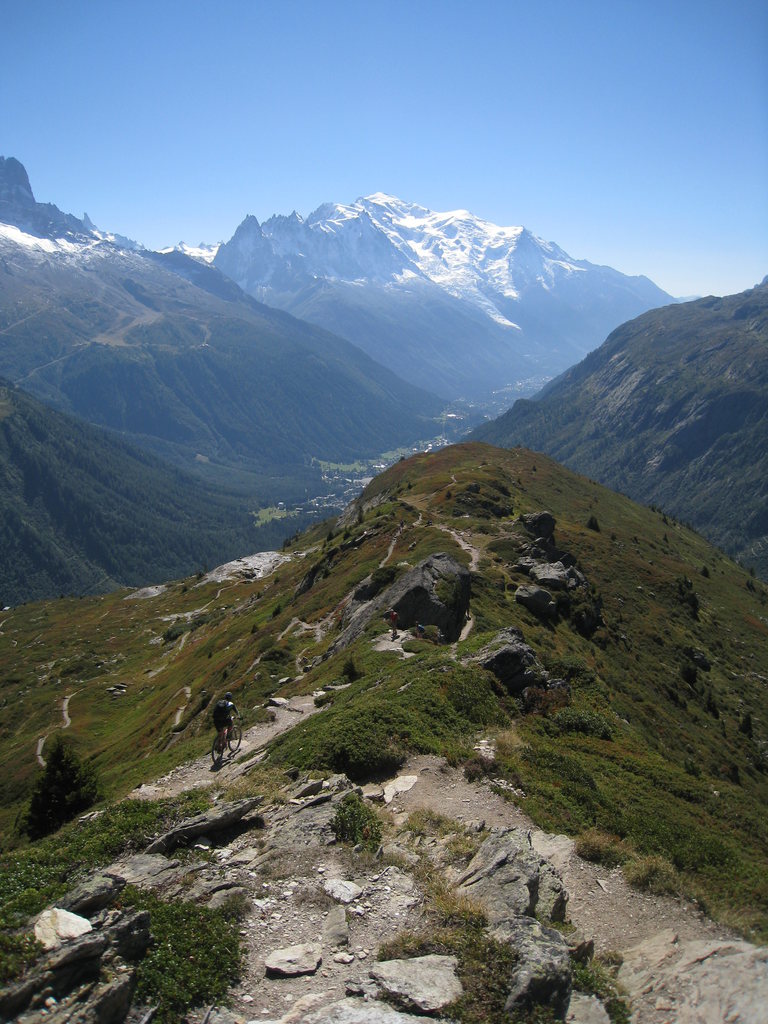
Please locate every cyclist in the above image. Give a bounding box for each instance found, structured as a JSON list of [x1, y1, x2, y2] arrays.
[[213, 691, 239, 744]]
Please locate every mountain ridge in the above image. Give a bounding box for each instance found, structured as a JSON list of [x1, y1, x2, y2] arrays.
[[0, 159, 447, 488], [213, 193, 674, 399], [472, 283, 768, 578]]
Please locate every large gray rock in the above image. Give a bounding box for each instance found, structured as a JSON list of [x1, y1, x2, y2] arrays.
[[324, 878, 364, 903], [323, 905, 350, 947], [469, 628, 548, 695], [515, 584, 558, 620], [143, 796, 263, 854], [618, 928, 768, 1024], [520, 511, 557, 540], [566, 993, 611, 1023], [530, 561, 584, 591], [456, 827, 567, 924], [58, 872, 126, 917], [330, 553, 471, 652], [494, 916, 572, 1020], [259, 997, 445, 1023], [107, 852, 186, 891], [369, 954, 463, 1013], [265, 942, 323, 977]]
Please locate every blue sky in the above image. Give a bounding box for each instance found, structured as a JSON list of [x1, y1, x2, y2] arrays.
[[2, 0, 766, 297]]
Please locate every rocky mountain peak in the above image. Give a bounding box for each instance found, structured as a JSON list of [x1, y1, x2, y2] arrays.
[[0, 156, 34, 204]]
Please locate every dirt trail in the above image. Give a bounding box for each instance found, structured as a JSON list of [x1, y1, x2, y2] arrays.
[[130, 693, 320, 800], [390, 754, 733, 958], [35, 690, 79, 766]]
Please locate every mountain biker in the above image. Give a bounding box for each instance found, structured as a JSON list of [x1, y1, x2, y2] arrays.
[[213, 691, 239, 740]]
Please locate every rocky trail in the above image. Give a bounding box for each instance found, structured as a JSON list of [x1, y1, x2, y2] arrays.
[[8, 526, 767, 1023], [14, 711, 767, 1024]]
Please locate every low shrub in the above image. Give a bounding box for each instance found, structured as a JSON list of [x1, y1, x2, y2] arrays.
[[548, 707, 613, 741], [124, 887, 242, 1023], [624, 855, 680, 895], [574, 829, 630, 868], [330, 792, 382, 851]]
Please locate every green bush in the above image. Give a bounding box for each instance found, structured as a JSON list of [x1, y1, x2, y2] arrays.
[[331, 792, 382, 851], [574, 829, 629, 867], [21, 736, 101, 839], [548, 707, 613, 740], [124, 888, 242, 1023], [624, 855, 680, 895]]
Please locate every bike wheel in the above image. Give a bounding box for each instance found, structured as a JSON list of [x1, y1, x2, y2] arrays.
[[211, 732, 225, 764], [227, 724, 242, 754]]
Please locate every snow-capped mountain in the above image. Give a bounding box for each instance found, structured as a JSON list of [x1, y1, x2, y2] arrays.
[[0, 157, 444, 489], [159, 241, 220, 264], [214, 194, 674, 400]]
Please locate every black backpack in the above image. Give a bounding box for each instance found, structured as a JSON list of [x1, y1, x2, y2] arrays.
[[213, 699, 230, 728]]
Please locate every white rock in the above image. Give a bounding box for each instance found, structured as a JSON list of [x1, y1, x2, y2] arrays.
[[382, 775, 418, 804], [265, 942, 322, 977], [323, 878, 363, 903], [34, 908, 92, 950]]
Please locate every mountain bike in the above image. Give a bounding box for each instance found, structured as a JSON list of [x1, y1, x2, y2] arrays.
[[211, 721, 242, 764]]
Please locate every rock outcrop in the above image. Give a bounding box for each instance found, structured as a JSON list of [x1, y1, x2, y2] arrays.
[[329, 553, 471, 653]]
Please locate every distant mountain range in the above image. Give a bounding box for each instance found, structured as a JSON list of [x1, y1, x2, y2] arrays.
[[473, 283, 768, 578], [212, 193, 674, 399], [0, 158, 444, 492]]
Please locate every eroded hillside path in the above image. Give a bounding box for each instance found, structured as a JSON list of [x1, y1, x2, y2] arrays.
[[127, 695, 758, 1024], [129, 693, 320, 801]]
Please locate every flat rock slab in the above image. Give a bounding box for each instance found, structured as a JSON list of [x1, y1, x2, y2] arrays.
[[265, 942, 322, 977], [566, 993, 611, 1024], [618, 928, 768, 1024], [260, 997, 444, 1023], [34, 908, 92, 950], [324, 878, 363, 903], [107, 853, 185, 891], [369, 954, 463, 1013], [382, 775, 418, 804]]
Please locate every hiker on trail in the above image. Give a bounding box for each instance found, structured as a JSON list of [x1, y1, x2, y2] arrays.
[[213, 691, 239, 738], [389, 608, 399, 639]]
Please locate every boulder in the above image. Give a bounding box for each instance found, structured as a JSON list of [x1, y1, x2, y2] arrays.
[[324, 878, 363, 903], [58, 872, 126, 917], [566, 993, 611, 1023], [369, 954, 463, 1013], [259, 996, 445, 1023], [530, 561, 580, 591], [264, 942, 322, 977], [520, 512, 556, 540], [469, 628, 548, 695], [34, 908, 92, 951], [143, 796, 263, 854], [515, 585, 558, 620], [107, 853, 186, 891], [329, 553, 471, 652], [493, 916, 572, 1020], [455, 827, 567, 923], [618, 929, 768, 1024], [323, 905, 349, 947]]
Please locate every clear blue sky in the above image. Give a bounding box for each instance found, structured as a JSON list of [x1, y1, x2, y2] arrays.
[[2, 0, 766, 297]]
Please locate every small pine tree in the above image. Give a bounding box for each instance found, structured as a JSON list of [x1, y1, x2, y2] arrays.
[[23, 735, 100, 839]]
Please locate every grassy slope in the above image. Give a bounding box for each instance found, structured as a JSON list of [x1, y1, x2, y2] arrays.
[[0, 380, 318, 606], [472, 284, 768, 578], [1, 442, 766, 941]]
